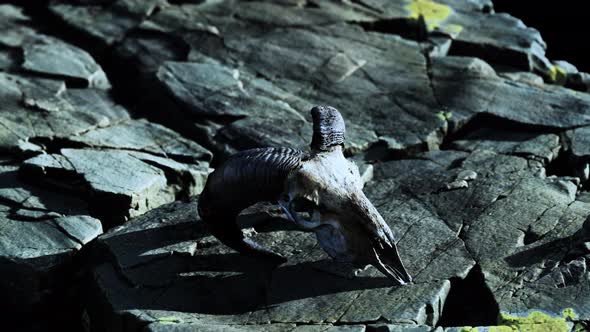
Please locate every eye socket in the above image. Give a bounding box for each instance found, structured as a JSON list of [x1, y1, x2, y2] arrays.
[[290, 197, 318, 221], [291, 197, 316, 212]]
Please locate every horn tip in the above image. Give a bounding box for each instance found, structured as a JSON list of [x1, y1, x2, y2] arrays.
[[310, 105, 346, 151]]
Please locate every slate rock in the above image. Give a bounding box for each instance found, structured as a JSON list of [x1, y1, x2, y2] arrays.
[[86, 190, 474, 331], [564, 126, 590, 183], [449, 128, 560, 164], [145, 16, 444, 156], [497, 70, 544, 86], [0, 74, 130, 153], [0, 4, 36, 48], [156, 58, 313, 156], [49, 3, 140, 47], [48, 0, 165, 47], [371, 324, 436, 332], [68, 118, 212, 163], [144, 322, 366, 332], [446, 12, 552, 76], [5, 1, 590, 330], [0, 164, 89, 217], [96, 0, 590, 162], [0, 212, 102, 309], [0, 166, 102, 311], [21, 148, 209, 224], [431, 56, 590, 131], [566, 72, 590, 93], [373, 150, 590, 321], [549, 60, 578, 86], [22, 35, 111, 89]]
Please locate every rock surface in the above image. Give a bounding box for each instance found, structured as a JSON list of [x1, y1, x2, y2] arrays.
[[0, 4, 211, 328], [374, 150, 590, 321], [89, 197, 459, 331], [1, 0, 590, 331]]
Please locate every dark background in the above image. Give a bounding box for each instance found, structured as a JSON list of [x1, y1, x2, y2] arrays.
[[493, 1, 590, 73]]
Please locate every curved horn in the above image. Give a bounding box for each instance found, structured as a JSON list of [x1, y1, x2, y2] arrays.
[[310, 106, 345, 151], [198, 147, 305, 263]]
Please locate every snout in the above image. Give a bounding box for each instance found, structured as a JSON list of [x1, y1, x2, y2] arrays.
[[349, 194, 413, 285]]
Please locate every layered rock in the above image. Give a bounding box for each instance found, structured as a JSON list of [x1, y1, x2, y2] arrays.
[[1, 0, 590, 331], [0, 5, 211, 327], [374, 149, 590, 326], [45, 0, 590, 161]]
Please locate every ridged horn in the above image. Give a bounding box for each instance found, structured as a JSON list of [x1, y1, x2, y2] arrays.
[[310, 106, 345, 151], [198, 147, 305, 263]]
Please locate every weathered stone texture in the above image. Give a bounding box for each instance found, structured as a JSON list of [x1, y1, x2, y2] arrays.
[[2, 0, 590, 331]]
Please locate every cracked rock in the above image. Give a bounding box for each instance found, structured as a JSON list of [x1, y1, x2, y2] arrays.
[[564, 126, 590, 184], [374, 150, 590, 321], [431, 56, 590, 131], [4, 0, 590, 331], [0, 165, 102, 312], [87, 191, 472, 330], [21, 148, 209, 225], [22, 35, 111, 89], [54, 0, 590, 162], [0, 74, 130, 153], [450, 128, 561, 164]]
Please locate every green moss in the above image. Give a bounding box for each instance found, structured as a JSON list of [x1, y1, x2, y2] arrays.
[[494, 310, 577, 332]]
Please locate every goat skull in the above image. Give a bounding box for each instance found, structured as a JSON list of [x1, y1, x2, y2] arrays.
[[198, 106, 412, 285]]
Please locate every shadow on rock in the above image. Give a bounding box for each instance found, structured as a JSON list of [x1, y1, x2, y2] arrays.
[[504, 237, 568, 268], [98, 235, 393, 316]]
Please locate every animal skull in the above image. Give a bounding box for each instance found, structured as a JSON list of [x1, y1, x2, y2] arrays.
[[198, 106, 412, 285]]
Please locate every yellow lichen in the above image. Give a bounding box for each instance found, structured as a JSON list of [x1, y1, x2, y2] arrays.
[[436, 111, 453, 121], [549, 65, 568, 85], [459, 327, 479, 332], [489, 327, 517, 332], [562, 308, 578, 320], [405, 0, 461, 35], [406, 0, 452, 22], [493, 310, 577, 332]]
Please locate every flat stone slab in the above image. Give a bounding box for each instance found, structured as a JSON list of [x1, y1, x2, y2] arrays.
[[0, 73, 130, 154], [88, 179, 475, 331], [431, 57, 590, 130], [89, 149, 590, 330], [0, 164, 103, 310], [22, 35, 110, 89], [449, 128, 560, 164], [373, 149, 590, 324], [67, 118, 212, 164], [21, 147, 209, 224]]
